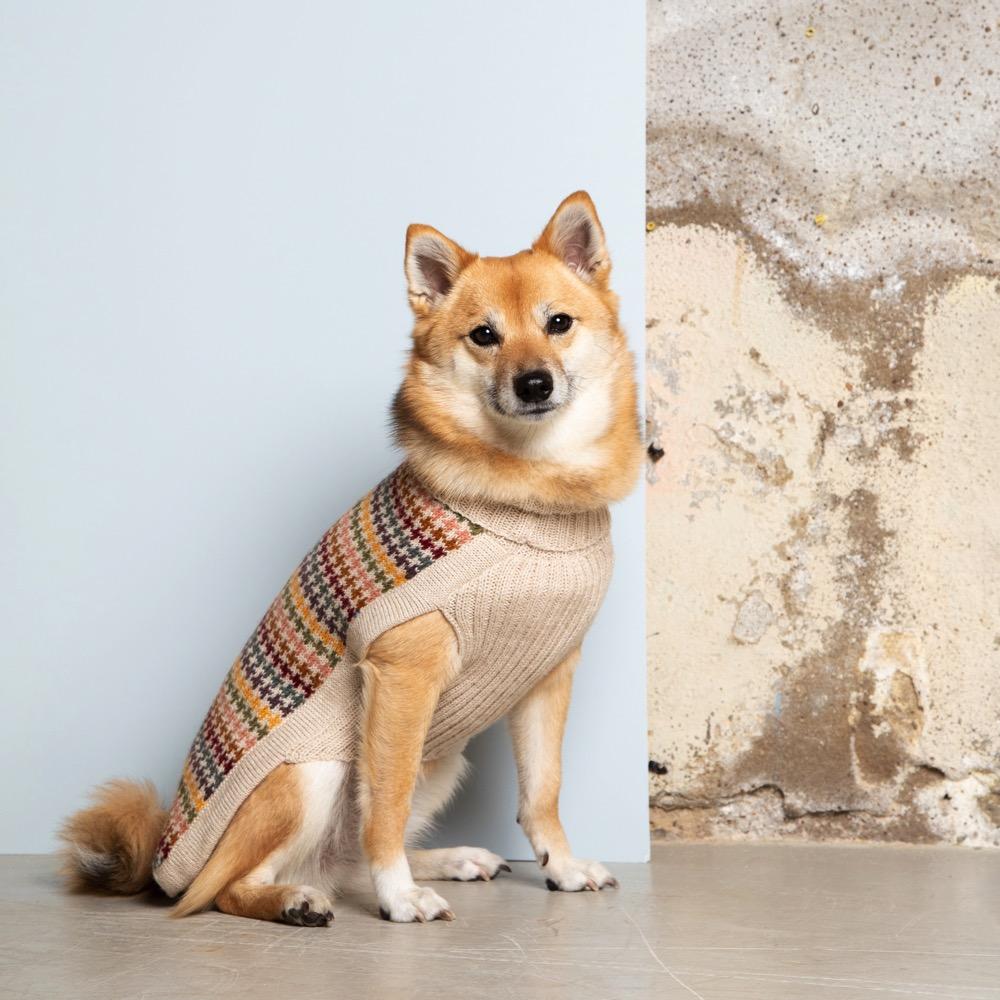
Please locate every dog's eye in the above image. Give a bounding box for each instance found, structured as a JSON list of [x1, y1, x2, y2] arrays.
[[546, 313, 573, 335], [468, 325, 499, 347]]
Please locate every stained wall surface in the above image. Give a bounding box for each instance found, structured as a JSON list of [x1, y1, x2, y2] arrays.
[[647, 0, 1000, 843]]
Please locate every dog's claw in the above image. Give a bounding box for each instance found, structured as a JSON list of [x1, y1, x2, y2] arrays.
[[439, 909, 455, 922], [584, 879, 599, 892]]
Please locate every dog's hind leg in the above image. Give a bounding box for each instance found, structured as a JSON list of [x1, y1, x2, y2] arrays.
[[175, 760, 346, 926], [215, 875, 335, 927]]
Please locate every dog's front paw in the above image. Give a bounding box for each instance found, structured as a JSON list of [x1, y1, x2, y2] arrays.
[[543, 857, 618, 893], [379, 885, 455, 923]]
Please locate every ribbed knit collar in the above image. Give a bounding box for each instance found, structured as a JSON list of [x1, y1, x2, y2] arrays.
[[404, 464, 611, 552], [449, 495, 610, 551]]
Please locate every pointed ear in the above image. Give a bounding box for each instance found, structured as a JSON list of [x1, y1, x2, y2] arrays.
[[533, 191, 610, 286], [404, 224, 475, 316]]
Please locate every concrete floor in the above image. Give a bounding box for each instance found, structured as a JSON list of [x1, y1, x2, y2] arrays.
[[1, 844, 998, 999]]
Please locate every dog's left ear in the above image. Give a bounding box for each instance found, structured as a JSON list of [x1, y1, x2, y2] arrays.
[[533, 191, 610, 287], [404, 224, 475, 317]]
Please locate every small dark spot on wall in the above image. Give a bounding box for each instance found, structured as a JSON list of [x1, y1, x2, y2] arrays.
[[915, 764, 946, 781], [649, 759, 669, 775], [814, 411, 837, 465], [978, 793, 1000, 827], [647, 443, 665, 463], [845, 488, 893, 569], [886, 425, 919, 461]]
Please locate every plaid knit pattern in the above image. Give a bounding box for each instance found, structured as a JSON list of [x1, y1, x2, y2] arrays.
[[153, 467, 482, 870]]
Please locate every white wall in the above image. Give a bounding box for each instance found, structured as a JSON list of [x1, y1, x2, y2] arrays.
[[0, 1, 646, 862]]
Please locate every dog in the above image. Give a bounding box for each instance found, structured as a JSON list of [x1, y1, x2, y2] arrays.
[[60, 192, 642, 925]]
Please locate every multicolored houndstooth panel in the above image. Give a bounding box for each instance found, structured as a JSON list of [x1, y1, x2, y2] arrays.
[[153, 467, 481, 869]]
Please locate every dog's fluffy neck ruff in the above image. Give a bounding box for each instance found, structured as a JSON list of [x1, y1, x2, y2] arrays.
[[392, 345, 642, 515]]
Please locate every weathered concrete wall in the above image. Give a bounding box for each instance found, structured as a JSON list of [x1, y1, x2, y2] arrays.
[[646, 1, 1000, 843]]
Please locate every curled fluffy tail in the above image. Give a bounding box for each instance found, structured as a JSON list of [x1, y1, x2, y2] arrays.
[[59, 780, 167, 895]]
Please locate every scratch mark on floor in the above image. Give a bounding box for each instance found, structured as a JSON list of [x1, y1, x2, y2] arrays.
[[619, 905, 708, 1000], [501, 932, 528, 963]]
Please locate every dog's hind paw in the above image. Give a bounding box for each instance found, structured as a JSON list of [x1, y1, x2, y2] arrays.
[[407, 846, 511, 882], [280, 887, 335, 927], [447, 850, 510, 881]]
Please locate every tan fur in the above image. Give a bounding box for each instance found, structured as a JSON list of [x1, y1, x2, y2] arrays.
[[507, 647, 616, 892], [394, 191, 643, 512], [508, 648, 579, 864], [60, 192, 636, 921], [173, 763, 302, 917], [214, 879, 299, 922], [358, 612, 459, 867], [59, 779, 167, 894]]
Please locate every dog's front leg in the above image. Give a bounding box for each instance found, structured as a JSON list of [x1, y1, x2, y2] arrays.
[[508, 648, 619, 892], [358, 612, 459, 922]]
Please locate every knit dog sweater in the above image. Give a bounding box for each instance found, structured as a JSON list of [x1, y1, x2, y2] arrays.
[[153, 464, 612, 897]]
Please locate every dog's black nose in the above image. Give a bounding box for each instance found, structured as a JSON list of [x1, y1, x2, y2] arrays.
[[513, 369, 553, 404]]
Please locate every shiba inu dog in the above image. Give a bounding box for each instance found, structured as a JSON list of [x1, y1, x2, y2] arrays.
[[60, 192, 642, 926]]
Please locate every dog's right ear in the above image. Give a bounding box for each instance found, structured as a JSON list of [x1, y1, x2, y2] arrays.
[[404, 225, 475, 317]]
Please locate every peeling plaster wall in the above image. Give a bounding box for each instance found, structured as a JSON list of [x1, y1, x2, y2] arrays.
[[646, 0, 1000, 844]]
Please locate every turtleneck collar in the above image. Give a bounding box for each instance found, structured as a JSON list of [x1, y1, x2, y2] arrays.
[[404, 464, 611, 552]]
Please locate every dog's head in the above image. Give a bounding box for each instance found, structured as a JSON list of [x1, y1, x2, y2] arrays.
[[395, 192, 641, 509]]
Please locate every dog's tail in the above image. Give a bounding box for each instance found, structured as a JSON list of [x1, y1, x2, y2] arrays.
[[59, 780, 167, 895]]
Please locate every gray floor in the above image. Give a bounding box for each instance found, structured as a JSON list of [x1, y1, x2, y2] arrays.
[[1, 844, 998, 999]]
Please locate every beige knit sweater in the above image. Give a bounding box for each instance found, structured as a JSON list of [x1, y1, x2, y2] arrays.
[[153, 465, 613, 896]]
